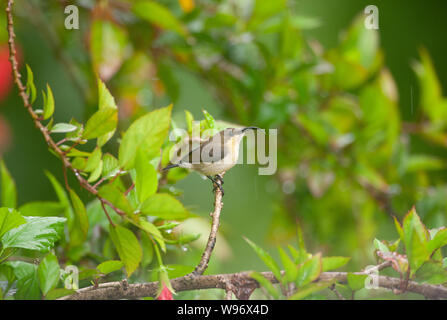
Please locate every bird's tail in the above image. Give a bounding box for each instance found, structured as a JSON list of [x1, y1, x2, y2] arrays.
[[162, 164, 179, 171]]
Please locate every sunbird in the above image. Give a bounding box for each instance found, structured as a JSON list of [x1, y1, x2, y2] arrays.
[[163, 127, 259, 195]]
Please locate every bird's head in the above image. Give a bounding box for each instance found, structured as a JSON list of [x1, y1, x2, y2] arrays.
[[226, 126, 260, 137]]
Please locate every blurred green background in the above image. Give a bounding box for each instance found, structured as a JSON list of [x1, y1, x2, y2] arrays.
[[1, 0, 447, 294]]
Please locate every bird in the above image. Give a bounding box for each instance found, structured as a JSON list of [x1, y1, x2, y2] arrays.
[[163, 126, 259, 195]]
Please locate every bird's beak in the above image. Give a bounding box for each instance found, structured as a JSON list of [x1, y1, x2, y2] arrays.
[[241, 126, 260, 133]]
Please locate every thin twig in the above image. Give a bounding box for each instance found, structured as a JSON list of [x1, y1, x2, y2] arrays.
[[6, 0, 124, 219], [190, 172, 225, 276]]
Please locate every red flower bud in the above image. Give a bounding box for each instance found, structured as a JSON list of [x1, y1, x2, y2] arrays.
[[157, 284, 174, 300]]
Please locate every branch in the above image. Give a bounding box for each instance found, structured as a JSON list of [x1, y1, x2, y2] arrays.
[[5, 0, 124, 219], [61, 269, 447, 300], [191, 173, 225, 276]]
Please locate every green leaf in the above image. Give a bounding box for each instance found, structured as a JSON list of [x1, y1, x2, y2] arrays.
[[38, 252, 60, 295], [97, 79, 118, 146], [1, 216, 66, 252], [250, 271, 280, 299], [119, 104, 172, 169], [97, 260, 124, 275], [0, 207, 26, 239], [102, 153, 120, 179], [109, 224, 142, 277], [25, 65, 37, 104], [248, 0, 287, 29], [427, 228, 447, 255], [133, 0, 187, 37], [139, 193, 188, 220], [83, 108, 118, 140], [402, 207, 430, 274], [201, 109, 215, 130], [88, 160, 103, 183], [413, 48, 446, 122], [98, 183, 134, 215], [414, 261, 447, 285], [135, 150, 158, 204], [374, 238, 390, 253], [347, 273, 368, 291], [45, 288, 75, 300], [322, 257, 351, 272], [43, 84, 55, 120], [84, 147, 102, 172], [69, 189, 89, 245], [19, 201, 66, 217], [90, 19, 128, 81], [7, 261, 41, 300], [185, 110, 194, 134], [50, 123, 78, 133], [296, 253, 322, 287], [138, 219, 166, 252], [289, 280, 336, 300], [1, 160, 17, 208], [278, 246, 298, 283], [406, 155, 445, 172], [244, 237, 282, 282]]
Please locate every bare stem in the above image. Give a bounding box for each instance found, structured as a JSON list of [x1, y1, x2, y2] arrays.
[[190, 173, 225, 276]]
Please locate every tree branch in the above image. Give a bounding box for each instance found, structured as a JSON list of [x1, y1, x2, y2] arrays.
[[61, 269, 447, 300]]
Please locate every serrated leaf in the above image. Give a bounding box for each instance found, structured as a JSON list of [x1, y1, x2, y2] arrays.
[[1, 216, 66, 252], [139, 193, 188, 220], [427, 228, 447, 255], [296, 253, 322, 287], [102, 153, 120, 179], [402, 207, 430, 274], [0, 207, 26, 239], [83, 108, 118, 140], [109, 224, 142, 277], [97, 260, 124, 275], [244, 237, 282, 282], [38, 252, 60, 295], [97, 79, 118, 146], [1, 160, 17, 208], [98, 183, 134, 215], [119, 105, 172, 169], [322, 256, 351, 272]]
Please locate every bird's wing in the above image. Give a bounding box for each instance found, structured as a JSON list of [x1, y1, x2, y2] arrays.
[[181, 136, 229, 164]]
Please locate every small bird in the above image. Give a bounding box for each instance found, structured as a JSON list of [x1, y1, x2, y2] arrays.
[[163, 127, 259, 195]]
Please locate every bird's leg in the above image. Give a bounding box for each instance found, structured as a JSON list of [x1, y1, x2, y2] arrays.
[[215, 174, 224, 185], [207, 175, 224, 196]]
